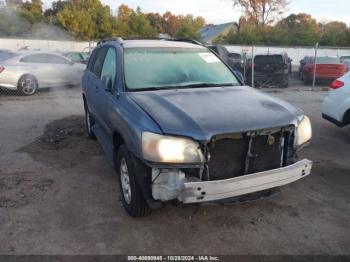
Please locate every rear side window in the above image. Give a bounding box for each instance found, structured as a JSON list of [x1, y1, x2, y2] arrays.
[[45, 54, 70, 64], [89, 48, 108, 77], [255, 55, 284, 65], [20, 54, 69, 64], [20, 54, 46, 63], [100, 47, 117, 88], [67, 53, 82, 61], [315, 57, 340, 64], [0, 52, 17, 61]]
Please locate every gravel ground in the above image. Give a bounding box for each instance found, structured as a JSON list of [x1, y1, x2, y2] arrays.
[[0, 84, 349, 255]]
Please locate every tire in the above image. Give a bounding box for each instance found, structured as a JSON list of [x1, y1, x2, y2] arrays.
[[116, 145, 150, 217], [302, 74, 310, 85], [84, 102, 96, 140], [18, 75, 38, 96], [282, 78, 289, 88]]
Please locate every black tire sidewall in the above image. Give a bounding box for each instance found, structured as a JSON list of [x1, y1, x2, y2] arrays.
[[84, 104, 96, 140], [116, 145, 149, 217]]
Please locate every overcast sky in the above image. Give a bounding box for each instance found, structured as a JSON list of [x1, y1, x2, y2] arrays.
[[43, 0, 350, 25]]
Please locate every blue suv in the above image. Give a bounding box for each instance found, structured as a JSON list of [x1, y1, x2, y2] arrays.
[[82, 38, 313, 217]]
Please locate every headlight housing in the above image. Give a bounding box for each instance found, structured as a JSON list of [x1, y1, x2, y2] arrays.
[[142, 132, 204, 163], [295, 115, 312, 146]]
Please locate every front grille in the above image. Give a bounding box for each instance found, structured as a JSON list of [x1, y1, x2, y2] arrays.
[[208, 131, 291, 181]]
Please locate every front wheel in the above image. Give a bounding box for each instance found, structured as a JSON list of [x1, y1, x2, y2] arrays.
[[84, 103, 96, 140], [116, 145, 150, 217], [18, 75, 38, 96]]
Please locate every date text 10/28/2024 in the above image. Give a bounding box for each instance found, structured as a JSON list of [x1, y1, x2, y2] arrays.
[[127, 256, 220, 261]]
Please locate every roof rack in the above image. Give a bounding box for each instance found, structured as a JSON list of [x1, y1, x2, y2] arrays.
[[173, 38, 203, 46], [97, 37, 203, 46], [97, 37, 123, 45]]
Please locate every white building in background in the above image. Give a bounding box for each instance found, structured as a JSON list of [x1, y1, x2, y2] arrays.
[[1, 37, 350, 66]]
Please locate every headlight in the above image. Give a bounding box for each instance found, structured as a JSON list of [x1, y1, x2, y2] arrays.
[[295, 115, 312, 146], [142, 132, 204, 163]]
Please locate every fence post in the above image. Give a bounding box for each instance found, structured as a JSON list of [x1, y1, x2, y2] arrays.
[[251, 45, 255, 88], [312, 42, 319, 91]]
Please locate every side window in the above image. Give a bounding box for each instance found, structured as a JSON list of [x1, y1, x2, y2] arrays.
[[20, 54, 69, 64], [67, 53, 81, 61], [87, 50, 96, 71], [100, 47, 117, 89], [45, 54, 70, 64], [20, 54, 46, 63], [91, 48, 108, 78]]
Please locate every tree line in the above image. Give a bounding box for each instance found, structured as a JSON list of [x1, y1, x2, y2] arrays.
[[0, 0, 349, 47], [0, 0, 206, 40], [215, 0, 350, 47]]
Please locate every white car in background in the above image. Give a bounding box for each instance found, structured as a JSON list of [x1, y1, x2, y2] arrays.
[[0, 51, 85, 95], [322, 71, 350, 127]]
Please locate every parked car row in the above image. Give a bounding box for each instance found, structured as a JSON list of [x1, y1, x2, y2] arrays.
[[0, 49, 88, 95], [208, 45, 292, 88], [299, 56, 348, 85]]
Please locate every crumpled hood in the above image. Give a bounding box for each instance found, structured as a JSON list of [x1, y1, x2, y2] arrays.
[[128, 86, 303, 141]]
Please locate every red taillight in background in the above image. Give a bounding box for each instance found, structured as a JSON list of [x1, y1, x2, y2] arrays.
[[0, 66, 4, 73], [330, 79, 344, 89]]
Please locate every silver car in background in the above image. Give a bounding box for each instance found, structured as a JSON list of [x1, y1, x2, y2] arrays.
[[0, 51, 86, 95]]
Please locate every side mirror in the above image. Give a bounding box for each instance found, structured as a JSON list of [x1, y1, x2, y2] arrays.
[[102, 76, 113, 92]]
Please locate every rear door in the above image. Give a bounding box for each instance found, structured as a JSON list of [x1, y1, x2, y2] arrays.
[[84, 47, 108, 131]]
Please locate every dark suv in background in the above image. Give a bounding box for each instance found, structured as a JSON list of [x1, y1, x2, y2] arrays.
[[82, 38, 312, 217], [246, 53, 290, 88]]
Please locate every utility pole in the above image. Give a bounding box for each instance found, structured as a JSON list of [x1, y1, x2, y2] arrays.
[[312, 42, 319, 91]]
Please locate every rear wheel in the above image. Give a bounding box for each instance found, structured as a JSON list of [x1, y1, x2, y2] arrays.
[[282, 78, 289, 88], [302, 74, 311, 85], [116, 145, 150, 217], [18, 75, 38, 96]]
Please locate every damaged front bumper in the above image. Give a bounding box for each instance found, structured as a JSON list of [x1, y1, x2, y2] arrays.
[[179, 159, 312, 203], [151, 159, 312, 204]]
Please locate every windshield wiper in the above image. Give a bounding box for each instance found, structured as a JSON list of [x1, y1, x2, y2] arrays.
[[129, 83, 239, 92], [177, 83, 239, 88]]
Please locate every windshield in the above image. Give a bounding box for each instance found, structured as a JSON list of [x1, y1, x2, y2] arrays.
[[124, 48, 239, 91], [314, 57, 340, 64], [0, 52, 17, 61], [340, 56, 350, 61], [81, 52, 90, 61]]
